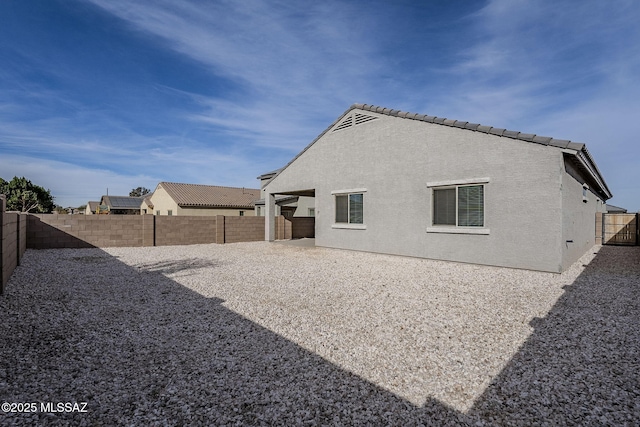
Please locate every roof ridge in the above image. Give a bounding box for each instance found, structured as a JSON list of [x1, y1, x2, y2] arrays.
[[352, 103, 583, 150], [160, 181, 259, 191]]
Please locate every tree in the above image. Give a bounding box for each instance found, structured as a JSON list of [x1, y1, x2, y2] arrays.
[[129, 187, 151, 197], [0, 176, 54, 213]]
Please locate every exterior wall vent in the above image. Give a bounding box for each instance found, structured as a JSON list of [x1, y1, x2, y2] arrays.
[[333, 115, 353, 131], [332, 112, 378, 132]]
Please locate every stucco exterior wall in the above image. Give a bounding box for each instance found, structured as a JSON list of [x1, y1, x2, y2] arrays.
[[149, 187, 179, 215], [292, 196, 315, 217], [265, 111, 568, 272], [177, 206, 255, 216], [140, 199, 153, 215], [560, 157, 607, 270]]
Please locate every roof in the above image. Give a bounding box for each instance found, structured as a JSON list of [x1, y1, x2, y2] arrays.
[[606, 204, 627, 213], [100, 195, 144, 209], [157, 182, 261, 208], [254, 195, 298, 206], [264, 103, 612, 200], [87, 201, 100, 210], [142, 194, 154, 208], [257, 168, 282, 180]]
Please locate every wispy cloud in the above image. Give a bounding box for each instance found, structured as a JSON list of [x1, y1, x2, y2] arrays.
[[84, 0, 385, 147], [1, 0, 637, 208], [431, 0, 640, 129]]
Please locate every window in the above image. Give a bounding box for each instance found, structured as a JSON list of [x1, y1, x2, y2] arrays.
[[427, 178, 489, 234], [308, 208, 315, 217], [334, 192, 364, 224], [167, 210, 173, 216], [239, 211, 245, 216], [433, 185, 484, 227], [156, 210, 160, 216]]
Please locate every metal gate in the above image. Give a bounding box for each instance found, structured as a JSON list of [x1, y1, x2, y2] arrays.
[[602, 213, 639, 246]]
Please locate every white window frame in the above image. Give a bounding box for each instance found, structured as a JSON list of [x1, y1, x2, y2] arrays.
[[427, 178, 490, 235], [331, 188, 367, 229]]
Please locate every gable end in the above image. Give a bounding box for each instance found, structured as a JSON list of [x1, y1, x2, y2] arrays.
[[332, 111, 379, 132]]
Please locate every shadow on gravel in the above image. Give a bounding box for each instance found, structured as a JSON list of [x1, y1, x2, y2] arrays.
[[0, 246, 638, 425], [469, 245, 640, 425]]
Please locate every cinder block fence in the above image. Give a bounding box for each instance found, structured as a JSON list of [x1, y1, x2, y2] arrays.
[[26, 214, 296, 249], [0, 196, 28, 293], [1, 194, 315, 293]]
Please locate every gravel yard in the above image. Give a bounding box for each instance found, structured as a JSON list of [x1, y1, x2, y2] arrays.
[[0, 242, 638, 426]]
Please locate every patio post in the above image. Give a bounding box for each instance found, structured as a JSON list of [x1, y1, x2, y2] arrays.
[[265, 193, 275, 242]]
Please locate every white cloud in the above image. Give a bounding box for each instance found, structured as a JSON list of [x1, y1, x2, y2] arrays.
[[84, 0, 382, 147], [0, 154, 159, 207]]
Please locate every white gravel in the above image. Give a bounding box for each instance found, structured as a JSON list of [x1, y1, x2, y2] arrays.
[[0, 241, 638, 426]]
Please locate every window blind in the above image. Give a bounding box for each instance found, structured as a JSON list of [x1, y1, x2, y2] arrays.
[[458, 185, 484, 226], [349, 193, 364, 224]]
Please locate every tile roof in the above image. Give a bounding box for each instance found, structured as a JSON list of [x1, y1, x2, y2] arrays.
[[264, 103, 612, 200], [158, 182, 260, 208], [353, 104, 586, 150]]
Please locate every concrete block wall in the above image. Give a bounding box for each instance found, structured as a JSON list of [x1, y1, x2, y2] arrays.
[[1, 195, 28, 293], [595, 212, 603, 245], [155, 216, 217, 246], [224, 216, 265, 243], [25, 214, 292, 249], [27, 215, 145, 248]]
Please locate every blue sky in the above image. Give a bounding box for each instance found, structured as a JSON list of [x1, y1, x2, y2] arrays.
[[1, 0, 638, 210]]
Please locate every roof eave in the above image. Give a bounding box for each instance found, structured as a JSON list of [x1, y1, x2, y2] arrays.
[[264, 104, 613, 201]]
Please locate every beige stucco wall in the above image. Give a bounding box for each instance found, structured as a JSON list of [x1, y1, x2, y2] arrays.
[[177, 206, 255, 216], [149, 186, 179, 215], [264, 109, 584, 272], [140, 199, 153, 215]]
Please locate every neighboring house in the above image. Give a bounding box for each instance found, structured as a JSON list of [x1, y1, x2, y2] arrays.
[[149, 182, 260, 216], [605, 204, 627, 213], [140, 194, 154, 214], [262, 104, 612, 273], [85, 201, 100, 215], [99, 195, 145, 215], [254, 169, 315, 217]]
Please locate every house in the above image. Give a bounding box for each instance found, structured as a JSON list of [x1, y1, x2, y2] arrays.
[[261, 104, 612, 273], [148, 182, 260, 216], [85, 201, 100, 215], [140, 194, 154, 214], [254, 169, 315, 217], [99, 195, 145, 215], [605, 204, 627, 213]]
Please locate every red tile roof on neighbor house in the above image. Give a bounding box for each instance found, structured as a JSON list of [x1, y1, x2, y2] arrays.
[[158, 182, 261, 208]]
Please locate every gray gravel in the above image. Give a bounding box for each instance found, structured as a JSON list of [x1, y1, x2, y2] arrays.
[[0, 242, 638, 426]]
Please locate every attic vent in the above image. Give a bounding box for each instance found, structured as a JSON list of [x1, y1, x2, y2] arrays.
[[354, 113, 377, 125], [332, 112, 378, 132], [333, 116, 353, 131]]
